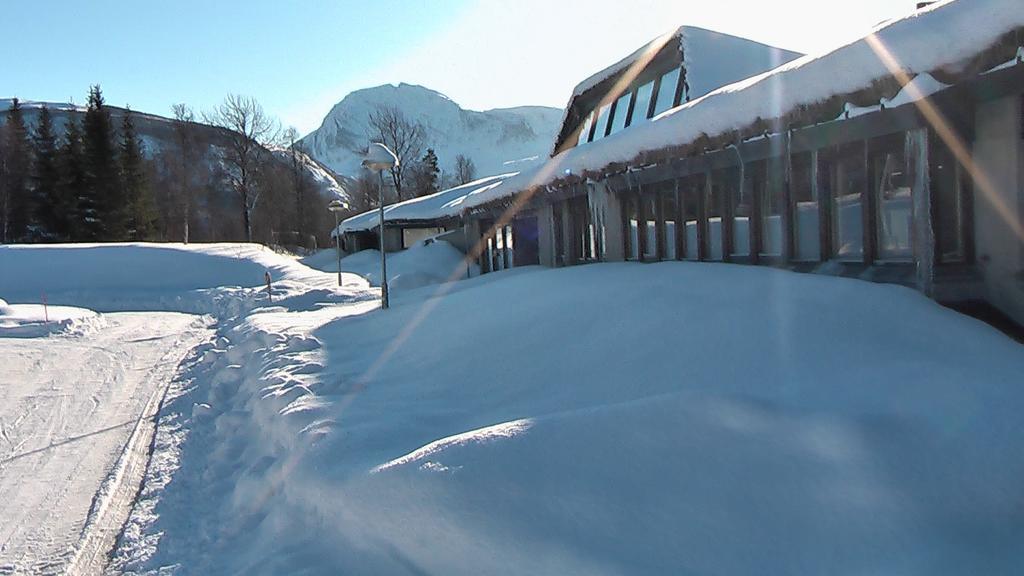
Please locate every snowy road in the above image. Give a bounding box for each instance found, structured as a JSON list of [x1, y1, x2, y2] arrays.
[[0, 313, 211, 575]]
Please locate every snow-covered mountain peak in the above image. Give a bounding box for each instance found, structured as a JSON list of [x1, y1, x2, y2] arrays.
[[300, 83, 560, 180]]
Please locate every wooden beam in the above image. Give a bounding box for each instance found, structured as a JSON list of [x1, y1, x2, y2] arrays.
[[781, 131, 794, 263], [815, 149, 831, 261], [655, 190, 666, 260], [721, 170, 734, 262], [750, 163, 763, 265], [636, 185, 649, 260], [861, 139, 876, 265], [675, 179, 686, 260], [502, 224, 511, 270], [908, 128, 934, 296], [700, 172, 710, 261]]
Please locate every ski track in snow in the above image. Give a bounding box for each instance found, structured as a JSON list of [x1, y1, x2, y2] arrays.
[[0, 312, 211, 575]]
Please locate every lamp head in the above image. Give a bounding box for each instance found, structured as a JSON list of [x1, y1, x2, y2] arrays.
[[362, 142, 399, 171]]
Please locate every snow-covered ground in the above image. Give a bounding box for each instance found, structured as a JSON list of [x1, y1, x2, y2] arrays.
[[88, 257, 1024, 574], [0, 299, 104, 338], [303, 239, 478, 291], [0, 312, 210, 575], [0, 243, 373, 574]]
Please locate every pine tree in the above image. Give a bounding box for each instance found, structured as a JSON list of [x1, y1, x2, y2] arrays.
[[119, 108, 156, 240], [58, 117, 89, 241], [82, 85, 125, 240], [414, 148, 440, 197], [1, 98, 33, 242], [32, 106, 62, 240]]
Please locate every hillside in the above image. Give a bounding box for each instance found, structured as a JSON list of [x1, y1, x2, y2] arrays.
[[0, 99, 349, 205], [300, 83, 561, 179]]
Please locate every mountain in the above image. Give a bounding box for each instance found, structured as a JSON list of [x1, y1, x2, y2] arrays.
[[299, 83, 561, 181], [0, 99, 349, 203]]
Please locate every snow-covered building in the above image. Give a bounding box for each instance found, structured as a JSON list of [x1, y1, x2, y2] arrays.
[[458, 0, 1024, 327]]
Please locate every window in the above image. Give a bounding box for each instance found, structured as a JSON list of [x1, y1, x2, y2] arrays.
[[831, 143, 865, 260], [630, 80, 655, 126], [931, 138, 965, 262], [731, 165, 753, 258], [791, 152, 820, 261], [643, 194, 658, 260], [661, 185, 678, 260], [760, 159, 784, 257], [608, 92, 632, 135], [652, 67, 681, 117], [681, 176, 702, 260], [552, 204, 565, 265], [709, 169, 734, 261], [873, 137, 913, 261], [577, 111, 594, 146], [591, 103, 611, 141], [624, 194, 639, 261]]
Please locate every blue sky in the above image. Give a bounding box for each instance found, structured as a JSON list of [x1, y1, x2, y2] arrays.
[[6, 0, 909, 136]]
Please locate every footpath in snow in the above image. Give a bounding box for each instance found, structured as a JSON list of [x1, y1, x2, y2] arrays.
[[50, 245, 1021, 575], [0, 242, 373, 575]]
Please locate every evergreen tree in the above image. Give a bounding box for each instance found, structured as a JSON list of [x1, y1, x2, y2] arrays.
[[414, 148, 440, 197], [32, 106, 62, 240], [58, 117, 88, 241], [1, 98, 33, 242], [119, 108, 156, 240], [82, 85, 125, 240]]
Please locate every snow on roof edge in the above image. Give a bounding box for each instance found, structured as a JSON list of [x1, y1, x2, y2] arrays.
[[336, 173, 518, 235], [494, 0, 1023, 215]]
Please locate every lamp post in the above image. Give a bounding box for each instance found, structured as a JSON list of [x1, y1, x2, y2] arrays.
[[328, 199, 346, 286], [362, 143, 399, 310]]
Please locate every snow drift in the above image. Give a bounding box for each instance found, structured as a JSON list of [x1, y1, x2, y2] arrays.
[[303, 239, 478, 291], [0, 243, 371, 315], [111, 261, 1024, 574], [0, 299, 104, 338]]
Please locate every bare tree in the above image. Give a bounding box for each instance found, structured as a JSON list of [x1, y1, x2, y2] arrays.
[[284, 126, 309, 244], [454, 154, 476, 185], [367, 104, 424, 202], [170, 103, 198, 243], [205, 94, 279, 242]]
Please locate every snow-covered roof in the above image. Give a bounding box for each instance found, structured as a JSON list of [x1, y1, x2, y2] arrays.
[[552, 27, 802, 155], [344, 0, 1023, 227], [569, 26, 801, 104], [509, 0, 1024, 211], [336, 173, 517, 234]]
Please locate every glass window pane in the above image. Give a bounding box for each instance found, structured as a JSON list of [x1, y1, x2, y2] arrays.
[[680, 176, 701, 261], [609, 92, 632, 135], [644, 195, 657, 260], [832, 145, 865, 260], [709, 169, 732, 261], [760, 160, 783, 256], [592, 103, 611, 141], [931, 140, 964, 262], [652, 68, 681, 117], [792, 153, 820, 261], [577, 111, 594, 146], [731, 166, 752, 257], [626, 195, 639, 260], [630, 81, 654, 126], [875, 143, 913, 260], [662, 188, 678, 260]]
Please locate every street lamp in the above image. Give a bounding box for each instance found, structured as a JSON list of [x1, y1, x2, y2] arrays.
[[328, 199, 347, 286], [362, 142, 399, 310]]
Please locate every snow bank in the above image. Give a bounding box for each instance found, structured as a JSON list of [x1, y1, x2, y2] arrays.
[[0, 243, 371, 314], [305, 239, 478, 291], [0, 302, 104, 337], [113, 262, 1024, 574]]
